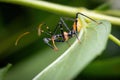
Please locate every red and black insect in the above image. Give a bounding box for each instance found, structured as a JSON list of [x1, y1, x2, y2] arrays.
[[39, 12, 98, 50], [15, 12, 99, 50]]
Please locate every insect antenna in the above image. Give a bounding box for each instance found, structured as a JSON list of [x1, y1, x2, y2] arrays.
[[38, 23, 52, 36], [15, 32, 30, 46], [38, 23, 43, 36]]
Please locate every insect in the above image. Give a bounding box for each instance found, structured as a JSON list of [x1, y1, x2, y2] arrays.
[[15, 12, 99, 50], [38, 12, 99, 50]]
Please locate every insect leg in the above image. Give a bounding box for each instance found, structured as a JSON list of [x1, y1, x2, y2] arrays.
[[53, 23, 60, 35], [72, 17, 80, 41], [43, 38, 55, 49], [53, 20, 66, 41], [60, 17, 80, 43], [60, 17, 79, 41], [59, 20, 71, 42], [76, 12, 101, 24], [60, 17, 71, 32], [51, 37, 58, 50]]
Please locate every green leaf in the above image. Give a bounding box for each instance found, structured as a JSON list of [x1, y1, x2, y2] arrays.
[[33, 17, 111, 80], [0, 64, 12, 80]]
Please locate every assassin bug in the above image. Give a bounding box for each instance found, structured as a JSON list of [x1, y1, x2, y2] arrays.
[[39, 12, 99, 50], [15, 12, 99, 50]]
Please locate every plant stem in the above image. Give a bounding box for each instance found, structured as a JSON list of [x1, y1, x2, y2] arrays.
[[96, 10, 120, 17], [109, 34, 120, 46], [1, 0, 120, 26]]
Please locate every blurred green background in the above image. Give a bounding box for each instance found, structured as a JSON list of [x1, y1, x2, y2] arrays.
[[0, 0, 120, 80]]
